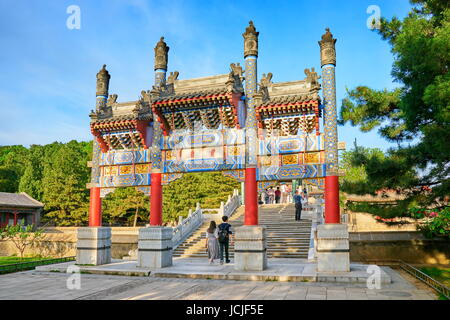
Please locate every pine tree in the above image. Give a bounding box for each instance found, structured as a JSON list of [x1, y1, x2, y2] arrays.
[[42, 142, 90, 226], [340, 0, 450, 214]]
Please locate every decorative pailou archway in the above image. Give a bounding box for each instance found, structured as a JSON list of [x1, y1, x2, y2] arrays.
[[79, 22, 347, 272]]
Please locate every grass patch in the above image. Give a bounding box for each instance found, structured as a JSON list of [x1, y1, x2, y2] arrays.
[[419, 267, 450, 287], [420, 266, 450, 300], [0, 256, 48, 265], [0, 256, 75, 274]]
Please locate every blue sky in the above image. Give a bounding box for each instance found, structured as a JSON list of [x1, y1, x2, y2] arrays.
[[0, 0, 412, 151]]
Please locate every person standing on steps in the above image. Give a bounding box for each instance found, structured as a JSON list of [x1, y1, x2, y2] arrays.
[[205, 220, 220, 265], [264, 188, 270, 204], [218, 215, 233, 264], [294, 190, 303, 221], [268, 187, 275, 204], [275, 187, 281, 204], [280, 184, 288, 203]]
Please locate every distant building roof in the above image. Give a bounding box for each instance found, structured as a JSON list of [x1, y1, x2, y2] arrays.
[[0, 192, 44, 208]]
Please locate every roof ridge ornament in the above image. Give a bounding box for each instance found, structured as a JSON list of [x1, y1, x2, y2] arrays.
[[107, 94, 118, 106], [227, 63, 245, 93], [304, 68, 321, 91], [243, 21, 259, 58], [257, 72, 273, 103], [167, 71, 179, 85]]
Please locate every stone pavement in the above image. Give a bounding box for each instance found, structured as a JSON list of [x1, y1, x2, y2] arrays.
[[0, 265, 437, 300], [35, 257, 393, 283]]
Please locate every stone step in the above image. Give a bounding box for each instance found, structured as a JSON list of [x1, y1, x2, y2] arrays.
[[176, 239, 311, 247], [174, 246, 310, 253], [173, 254, 309, 258], [173, 204, 314, 259], [174, 247, 310, 255]]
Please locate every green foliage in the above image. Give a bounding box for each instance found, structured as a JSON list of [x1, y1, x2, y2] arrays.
[[340, 141, 387, 195], [339, 0, 450, 210], [0, 167, 20, 193], [0, 256, 48, 265], [417, 207, 450, 239], [41, 141, 91, 226], [0, 145, 29, 193], [18, 144, 46, 201], [162, 172, 240, 222], [0, 223, 43, 259], [102, 187, 149, 226], [419, 266, 450, 288], [345, 201, 411, 219]]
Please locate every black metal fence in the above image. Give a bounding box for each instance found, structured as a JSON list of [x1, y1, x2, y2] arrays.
[[400, 262, 450, 299], [0, 256, 75, 274], [365, 259, 449, 299]]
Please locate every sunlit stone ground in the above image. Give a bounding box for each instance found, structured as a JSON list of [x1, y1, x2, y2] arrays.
[[0, 267, 436, 300]]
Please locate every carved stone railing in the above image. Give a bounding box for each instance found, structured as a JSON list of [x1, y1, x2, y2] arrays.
[[308, 203, 324, 261], [172, 189, 241, 250], [219, 189, 241, 218], [340, 213, 349, 224], [172, 202, 203, 249], [306, 203, 324, 225]]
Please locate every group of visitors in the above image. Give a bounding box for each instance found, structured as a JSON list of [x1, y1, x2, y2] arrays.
[[261, 184, 293, 204], [260, 185, 310, 205]]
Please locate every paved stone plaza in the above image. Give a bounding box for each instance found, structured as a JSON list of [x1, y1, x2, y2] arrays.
[[0, 265, 437, 300]]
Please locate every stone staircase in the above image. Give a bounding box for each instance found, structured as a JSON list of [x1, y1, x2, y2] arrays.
[[173, 204, 312, 259]]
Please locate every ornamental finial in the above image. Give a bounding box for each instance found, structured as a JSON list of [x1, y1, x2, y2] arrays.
[[318, 27, 337, 67], [243, 21, 259, 58], [96, 64, 110, 96], [154, 36, 169, 70]]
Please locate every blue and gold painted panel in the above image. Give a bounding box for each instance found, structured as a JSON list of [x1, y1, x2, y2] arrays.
[[100, 173, 151, 188], [259, 134, 323, 155], [164, 129, 245, 150], [258, 164, 327, 181], [100, 149, 151, 166]]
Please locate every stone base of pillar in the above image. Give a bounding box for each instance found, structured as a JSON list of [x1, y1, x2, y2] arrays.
[[76, 227, 111, 266], [234, 226, 267, 271], [137, 227, 173, 268], [316, 224, 350, 272]]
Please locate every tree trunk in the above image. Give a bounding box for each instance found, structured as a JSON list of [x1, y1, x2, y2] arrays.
[[133, 207, 139, 227]]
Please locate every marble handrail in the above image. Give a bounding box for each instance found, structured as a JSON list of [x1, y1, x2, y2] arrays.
[[172, 189, 241, 249]]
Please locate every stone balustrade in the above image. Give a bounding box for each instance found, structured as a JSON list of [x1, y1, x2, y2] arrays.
[[219, 189, 241, 218], [124, 189, 242, 260], [309, 203, 324, 261], [172, 189, 241, 249], [172, 202, 203, 249]]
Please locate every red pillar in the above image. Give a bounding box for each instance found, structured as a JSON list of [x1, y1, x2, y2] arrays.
[[13, 211, 18, 226], [324, 175, 340, 223], [89, 187, 102, 227], [150, 172, 163, 226], [244, 168, 258, 226]]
